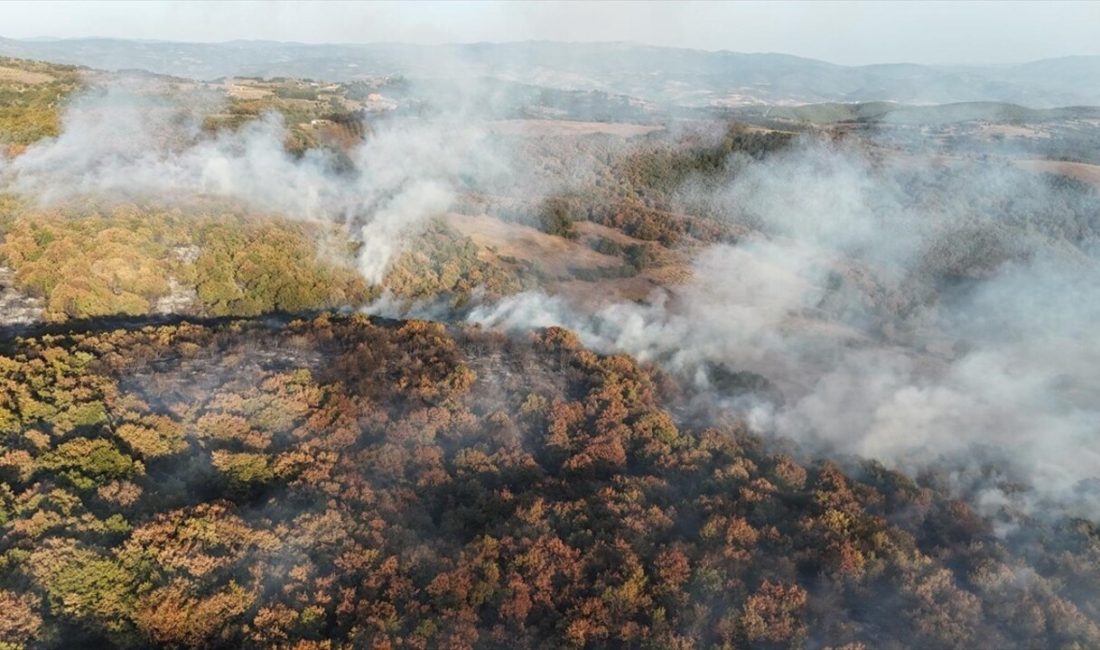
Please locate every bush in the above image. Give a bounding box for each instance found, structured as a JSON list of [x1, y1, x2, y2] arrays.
[[538, 197, 580, 239], [589, 236, 623, 256], [624, 242, 658, 272], [38, 438, 143, 491]]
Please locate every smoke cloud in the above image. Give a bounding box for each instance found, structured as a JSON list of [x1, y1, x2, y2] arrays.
[[3, 73, 1098, 525], [0, 80, 510, 283], [470, 142, 1100, 521]]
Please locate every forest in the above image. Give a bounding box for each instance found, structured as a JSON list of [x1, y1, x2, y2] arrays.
[[0, 199, 371, 322], [0, 121, 796, 325], [1, 44, 1099, 649], [0, 315, 1097, 649]]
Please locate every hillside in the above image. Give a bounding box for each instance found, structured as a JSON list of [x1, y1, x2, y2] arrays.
[[0, 57, 82, 152], [1, 315, 1098, 648], [0, 42, 1099, 649], [5, 37, 1100, 106]]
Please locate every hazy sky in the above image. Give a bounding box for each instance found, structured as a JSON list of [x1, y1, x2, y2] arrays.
[[2, 0, 1099, 65]]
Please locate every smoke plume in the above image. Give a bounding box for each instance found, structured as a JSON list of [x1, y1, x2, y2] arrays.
[[0, 80, 510, 283], [471, 142, 1100, 521], [3, 73, 1098, 524]]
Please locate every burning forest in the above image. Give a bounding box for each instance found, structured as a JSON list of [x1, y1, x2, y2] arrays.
[[0, 3, 1099, 648]]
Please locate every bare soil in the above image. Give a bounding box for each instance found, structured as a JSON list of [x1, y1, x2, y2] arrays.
[[0, 66, 54, 85], [485, 119, 664, 138]]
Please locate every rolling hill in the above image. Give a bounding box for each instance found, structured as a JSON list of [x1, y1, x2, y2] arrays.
[[3, 37, 1100, 107]]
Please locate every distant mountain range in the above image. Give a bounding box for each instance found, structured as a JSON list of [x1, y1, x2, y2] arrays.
[[3, 36, 1100, 108]]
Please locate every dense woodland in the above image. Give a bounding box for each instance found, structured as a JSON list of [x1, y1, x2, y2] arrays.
[[0, 315, 1097, 648], [506, 124, 795, 248], [0, 200, 372, 322], [2, 53, 1100, 649], [0, 122, 796, 324], [0, 199, 549, 324]]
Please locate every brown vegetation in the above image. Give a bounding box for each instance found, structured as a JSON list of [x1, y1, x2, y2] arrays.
[[0, 315, 1096, 648]]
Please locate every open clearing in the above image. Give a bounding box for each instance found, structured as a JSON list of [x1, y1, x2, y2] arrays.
[[0, 65, 54, 84], [1016, 159, 1100, 187], [445, 212, 621, 278], [486, 119, 664, 137]]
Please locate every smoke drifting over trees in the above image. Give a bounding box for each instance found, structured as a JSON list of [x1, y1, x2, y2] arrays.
[[472, 144, 1100, 521], [1, 80, 511, 284], [0, 34, 1099, 649]]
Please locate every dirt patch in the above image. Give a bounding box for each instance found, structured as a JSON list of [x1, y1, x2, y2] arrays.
[[225, 82, 274, 100], [573, 221, 647, 246], [548, 276, 654, 306], [444, 213, 622, 279], [0, 66, 54, 85], [445, 212, 696, 304], [486, 119, 664, 138], [1015, 159, 1100, 187], [977, 123, 1049, 139]]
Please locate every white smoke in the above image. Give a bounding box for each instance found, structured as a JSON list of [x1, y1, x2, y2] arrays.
[[0, 81, 509, 283], [471, 142, 1100, 521], [4, 77, 1098, 522]]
